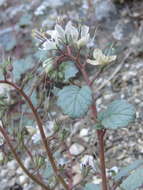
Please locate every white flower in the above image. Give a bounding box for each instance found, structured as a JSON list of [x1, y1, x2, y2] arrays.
[[42, 39, 57, 50], [42, 58, 54, 73], [87, 48, 117, 66], [65, 21, 79, 42], [80, 155, 96, 171], [76, 25, 90, 48], [45, 21, 90, 48], [35, 21, 91, 50]]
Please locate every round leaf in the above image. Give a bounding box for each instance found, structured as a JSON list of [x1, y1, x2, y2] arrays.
[[84, 183, 101, 190], [63, 61, 78, 82], [57, 85, 92, 118], [120, 167, 143, 190], [98, 100, 135, 129]]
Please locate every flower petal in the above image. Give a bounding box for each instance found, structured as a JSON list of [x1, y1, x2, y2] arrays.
[[43, 39, 57, 50], [81, 25, 89, 37], [46, 30, 59, 42], [55, 24, 65, 39], [87, 59, 100, 65], [93, 48, 103, 59], [76, 35, 89, 48], [107, 55, 117, 62], [65, 21, 79, 42]]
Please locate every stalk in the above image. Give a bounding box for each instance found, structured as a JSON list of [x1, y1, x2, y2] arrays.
[[0, 126, 50, 190], [97, 130, 108, 190], [0, 80, 69, 190]]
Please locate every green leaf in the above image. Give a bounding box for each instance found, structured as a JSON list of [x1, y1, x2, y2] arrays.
[[18, 14, 32, 27], [120, 167, 143, 190], [42, 164, 53, 179], [114, 160, 143, 182], [98, 100, 135, 129], [0, 30, 17, 51], [57, 85, 92, 118], [13, 56, 34, 80], [52, 87, 60, 96], [84, 183, 101, 190], [63, 61, 78, 81]]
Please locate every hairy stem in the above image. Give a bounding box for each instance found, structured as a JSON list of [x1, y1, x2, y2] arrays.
[[69, 51, 108, 190], [0, 126, 50, 190], [0, 80, 69, 190], [97, 130, 108, 190]]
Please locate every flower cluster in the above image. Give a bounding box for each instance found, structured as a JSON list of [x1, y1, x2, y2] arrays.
[[34, 21, 90, 51], [33, 21, 117, 76]]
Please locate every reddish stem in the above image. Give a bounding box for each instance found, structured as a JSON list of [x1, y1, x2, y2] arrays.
[[0, 80, 69, 190], [0, 126, 50, 190], [97, 130, 108, 190], [66, 49, 109, 190]]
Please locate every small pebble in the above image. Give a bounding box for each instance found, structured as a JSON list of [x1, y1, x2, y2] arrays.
[[19, 175, 28, 185], [69, 143, 85, 155], [7, 160, 18, 170], [79, 128, 89, 137]]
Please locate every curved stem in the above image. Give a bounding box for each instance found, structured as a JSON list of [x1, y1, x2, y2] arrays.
[[0, 80, 69, 190], [0, 126, 50, 190]]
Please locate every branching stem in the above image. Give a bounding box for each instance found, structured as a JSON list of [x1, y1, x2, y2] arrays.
[[0, 126, 50, 190], [0, 80, 69, 190]]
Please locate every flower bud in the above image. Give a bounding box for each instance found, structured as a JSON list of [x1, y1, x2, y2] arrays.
[[43, 58, 54, 73]]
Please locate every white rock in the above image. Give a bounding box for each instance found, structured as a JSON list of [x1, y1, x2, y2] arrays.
[[0, 0, 5, 6], [16, 167, 24, 175], [112, 21, 124, 40], [8, 178, 16, 187], [135, 98, 140, 104], [24, 157, 31, 169], [8, 169, 16, 177], [0, 179, 8, 189], [95, 0, 116, 21], [69, 143, 85, 155], [96, 98, 102, 106], [19, 175, 28, 185], [79, 128, 89, 137], [92, 176, 102, 184], [122, 71, 137, 81], [72, 163, 81, 174], [0, 169, 8, 178], [130, 35, 140, 45], [73, 173, 82, 186], [104, 94, 113, 100], [7, 160, 18, 170], [107, 166, 119, 177], [23, 183, 29, 189]]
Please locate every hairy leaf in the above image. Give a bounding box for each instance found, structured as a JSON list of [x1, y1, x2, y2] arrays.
[[57, 85, 92, 118], [114, 160, 143, 181], [98, 100, 135, 129], [120, 167, 143, 190], [63, 61, 78, 81], [84, 183, 101, 190]]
